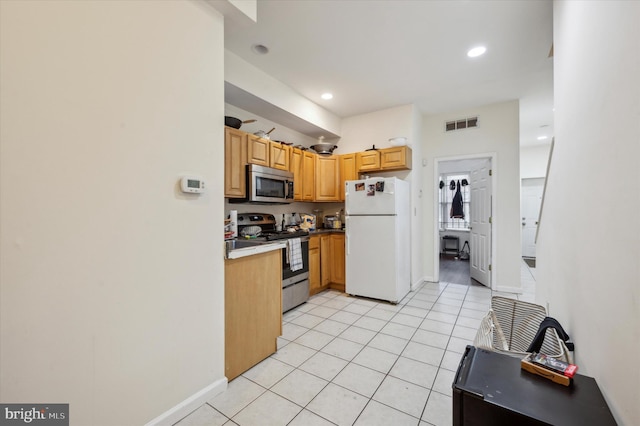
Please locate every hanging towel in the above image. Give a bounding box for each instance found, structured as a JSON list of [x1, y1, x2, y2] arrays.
[[288, 238, 303, 272], [450, 180, 465, 218]]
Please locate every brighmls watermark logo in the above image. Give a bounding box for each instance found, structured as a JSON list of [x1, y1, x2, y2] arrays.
[[0, 404, 68, 426]]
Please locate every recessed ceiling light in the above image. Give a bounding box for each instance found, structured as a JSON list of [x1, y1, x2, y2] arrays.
[[537, 136, 548, 141], [251, 44, 269, 55], [321, 93, 333, 100], [467, 46, 487, 58]]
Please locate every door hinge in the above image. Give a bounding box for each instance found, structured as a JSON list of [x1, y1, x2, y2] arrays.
[[489, 264, 492, 271], [489, 216, 492, 224], [489, 169, 493, 176]]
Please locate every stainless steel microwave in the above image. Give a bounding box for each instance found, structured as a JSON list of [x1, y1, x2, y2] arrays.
[[230, 164, 294, 204]]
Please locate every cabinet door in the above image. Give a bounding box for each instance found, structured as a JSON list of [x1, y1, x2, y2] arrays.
[[270, 142, 290, 171], [356, 151, 381, 172], [302, 151, 315, 201], [339, 153, 357, 201], [247, 134, 270, 166], [380, 146, 412, 170], [290, 148, 303, 201], [308, 236, 321, 295], [320, 234, 332, 287], [330, 234, 345, 290], [315, 155, 340, 201], [224, 127, 247, 198]]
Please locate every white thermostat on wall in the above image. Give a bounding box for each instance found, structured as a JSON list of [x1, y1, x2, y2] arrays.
[[180, 175, 205, 194]]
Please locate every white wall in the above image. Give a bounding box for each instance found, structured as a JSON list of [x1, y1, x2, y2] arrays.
[[536, 2, 640, 424], [520, 144, 551, 179], [225, 103, 318, 148], [225, 50, 342, 137], [339, 104, 424, 289], [0, 1, 226, 425], [422, 101, 521, 291]]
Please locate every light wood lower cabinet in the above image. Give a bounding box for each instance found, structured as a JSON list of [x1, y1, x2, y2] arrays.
[[330, 233, 345, 292], [309, 236, 321, 295], [309, 233, 345, 296], [320, 234, 332, 287], [225, 250, 282, 381]]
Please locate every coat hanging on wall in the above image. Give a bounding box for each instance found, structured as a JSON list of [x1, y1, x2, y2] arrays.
[[450, 180, 465, 219]]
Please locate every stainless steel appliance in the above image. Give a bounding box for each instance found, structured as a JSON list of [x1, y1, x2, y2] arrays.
[[236, 213, 310, 312], [230, 165, 294, 204]]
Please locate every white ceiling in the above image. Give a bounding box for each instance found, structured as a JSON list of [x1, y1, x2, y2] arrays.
[[224, 0, 554, 147]]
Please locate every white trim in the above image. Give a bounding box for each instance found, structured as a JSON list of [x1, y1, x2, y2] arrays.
[[145, 377, 228, 426], [433, 152, 497, 289], [411, 278, 425, 291]]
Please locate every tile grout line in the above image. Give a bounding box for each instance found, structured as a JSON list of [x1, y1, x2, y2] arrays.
[[212, 282, 493, 426]]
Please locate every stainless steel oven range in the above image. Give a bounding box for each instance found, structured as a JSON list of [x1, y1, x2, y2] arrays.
[[236, 213, 310, 312]]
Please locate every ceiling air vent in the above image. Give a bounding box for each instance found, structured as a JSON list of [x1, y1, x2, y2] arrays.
[[445, 116, 478, 132]]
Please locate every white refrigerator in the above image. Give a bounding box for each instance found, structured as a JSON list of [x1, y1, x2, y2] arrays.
[[345, 177, 411, 303]]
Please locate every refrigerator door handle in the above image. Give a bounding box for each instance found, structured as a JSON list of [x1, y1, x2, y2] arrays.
[[346, 217, 350, 255]]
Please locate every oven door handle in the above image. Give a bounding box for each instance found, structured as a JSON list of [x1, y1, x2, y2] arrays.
[[283, 242, 290, 265]]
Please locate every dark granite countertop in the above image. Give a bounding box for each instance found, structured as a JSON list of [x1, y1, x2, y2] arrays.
[[309, 228, 345, 235]]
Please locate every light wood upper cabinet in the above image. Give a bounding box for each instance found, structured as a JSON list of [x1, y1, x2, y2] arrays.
[[302, 151, 315, 201], [356, 150, 381, 172], [270, 141, 290, 171], [247, 134, 270, 166], [339, 153, 357, 201], [224, 126, 247, 198], [290, 147, 303, 200], [315, 155, 340, 201], [380, 146, 412, 171], [291, 148, 315, 201], [354, 146, 412, 172]]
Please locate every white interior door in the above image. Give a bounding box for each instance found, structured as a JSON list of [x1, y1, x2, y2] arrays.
[[521, 178, 544, 258], [470, 159, 491, 286]]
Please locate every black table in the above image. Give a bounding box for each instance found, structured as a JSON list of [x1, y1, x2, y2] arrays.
[[453, 346, 617, 425]]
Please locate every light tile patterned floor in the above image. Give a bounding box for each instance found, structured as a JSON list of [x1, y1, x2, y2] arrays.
[[175, 260, 536, 426]]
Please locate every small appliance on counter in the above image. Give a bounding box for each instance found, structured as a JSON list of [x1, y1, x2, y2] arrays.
[[323, 214, 342, 229]]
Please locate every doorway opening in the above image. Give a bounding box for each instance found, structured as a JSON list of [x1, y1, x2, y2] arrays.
[[521, 177, 544, 265], [434, 154, 495, 288]]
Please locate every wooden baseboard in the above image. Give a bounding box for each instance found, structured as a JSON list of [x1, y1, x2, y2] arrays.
[[329, 283, 345, 292]]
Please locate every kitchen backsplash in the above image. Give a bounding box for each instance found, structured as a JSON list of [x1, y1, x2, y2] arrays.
[[224, 200, 344, 226]]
